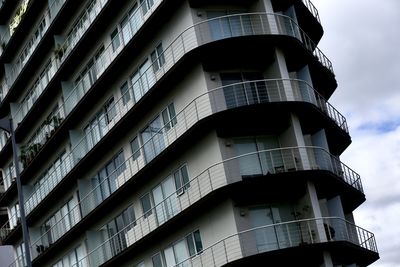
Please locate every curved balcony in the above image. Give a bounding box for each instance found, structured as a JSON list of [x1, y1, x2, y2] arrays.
[[301, 0, 320, 23], [0, 12, 340, 244], [20, 75, 349, 223], [14, 10, 333, 143], [28, 146, 363, 264], [170, 217, 378, 267], [3, 10, 336, 227], [0, 81, 351, 246], [12, 11, 338, 209]]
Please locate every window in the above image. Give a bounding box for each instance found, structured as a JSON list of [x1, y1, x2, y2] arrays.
[[186, 230, 203, 255], [152, 175, 179, 225], [154, 230, 203, 267], [141, 116, 164, 162], [52, 244, 87, 267], [92, 150, 126, 205], [40, 197, 79, 247], [16, 242, 26, 267], [111, 28, 121, 52], [152, 253, 164, 267], [161, 103, 177, 130], [104, 97, 117, 123], [130, 136, 141, 161], [207, 11, 253, 40], [220, 72, 267, 109], [151, 43, 165, 72], [131, 59, 156, 101], [10, 203, 20, 228], [120, 81, 131, 105], [140, 0, 154, 15], [84, 97, 118, 151], [174, 165, 190, 194], [103, 205, 136, 256], [140, 193, 153, 218]]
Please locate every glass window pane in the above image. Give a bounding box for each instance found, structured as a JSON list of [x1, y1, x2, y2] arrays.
[[141, 193, 152, 217], [168, 104, 177, 126], [186, 235, 196, 256], [164, 247, 175, 267], [193, 230, 203, 253], [111, 29, 121, 51], [180, 166, 189, 189], [152, 253, 164, 267], [131, 136, 141, 160], [173, 240, 189, 265], [120, 82, 131, 105]]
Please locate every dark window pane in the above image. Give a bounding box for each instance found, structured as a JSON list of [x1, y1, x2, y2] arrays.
[[193, 230, 203, 253], [141, 193, 152, 217]]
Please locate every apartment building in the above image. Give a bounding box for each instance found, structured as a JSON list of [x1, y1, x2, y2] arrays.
[[0, 0, 379, 266]]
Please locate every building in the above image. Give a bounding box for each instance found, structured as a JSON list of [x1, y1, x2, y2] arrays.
[[0, 0, 380, 266]]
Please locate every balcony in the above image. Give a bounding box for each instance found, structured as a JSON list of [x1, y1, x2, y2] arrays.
[[14, 11, 337, 215], [16, 9, 333, 143], [20, 74, 349, 221], [5, 11, 336, 207], [301, 0, 320, 23], [29, 146, 363, 264], [0, 11, 339, 248], [168, 217, 378, 266], [9, 0, 162, 133]]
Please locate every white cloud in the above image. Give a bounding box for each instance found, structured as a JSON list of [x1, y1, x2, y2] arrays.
[[312, 0, 400, 266]]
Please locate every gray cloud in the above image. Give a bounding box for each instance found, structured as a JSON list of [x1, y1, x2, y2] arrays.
[[312, 1, 400, 266]]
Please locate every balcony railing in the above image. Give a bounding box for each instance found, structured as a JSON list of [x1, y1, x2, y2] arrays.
[[0, 82, 350, 246], [29, 146, 363, 262], [0, 11, 340, 247], [172, 217, 377, 267], [4, 0, 67, 94], [21, 77, 348, 222], [0, 209, 19, 241], [0, 170, 15, 192], [18, 9, 333, 144], [9, 0, 111, 128], [17, 12, 337, 219], [302, 0, 321, 23]]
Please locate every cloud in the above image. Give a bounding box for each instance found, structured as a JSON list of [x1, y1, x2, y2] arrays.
[[312, 1, 400, 266]]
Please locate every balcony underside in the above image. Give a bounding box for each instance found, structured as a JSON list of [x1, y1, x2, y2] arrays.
[[199, 35, 337, 98], [225, 241, 379, 267]]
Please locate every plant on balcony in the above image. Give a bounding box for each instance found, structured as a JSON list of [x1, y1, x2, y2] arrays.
[[54, 43, 67, 60], [52, 115, 63, 128], [20, 143, 43, 168], [291, 205, 313, 245]]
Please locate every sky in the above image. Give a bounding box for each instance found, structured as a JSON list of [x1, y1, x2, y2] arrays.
[[311, 0, 400, 266]]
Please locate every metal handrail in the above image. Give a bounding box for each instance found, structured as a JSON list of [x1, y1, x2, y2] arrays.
[[29, 145, 363, 263], [0, 78, 351, 244], [302, 0, 321, 23], [18, 12, 337, 218], [2, 11, 339, 249], [3, 0, 67, 92], [171, 217, 377, 267], [18, 10, 334, 144], [10, 0, 104, 127]]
